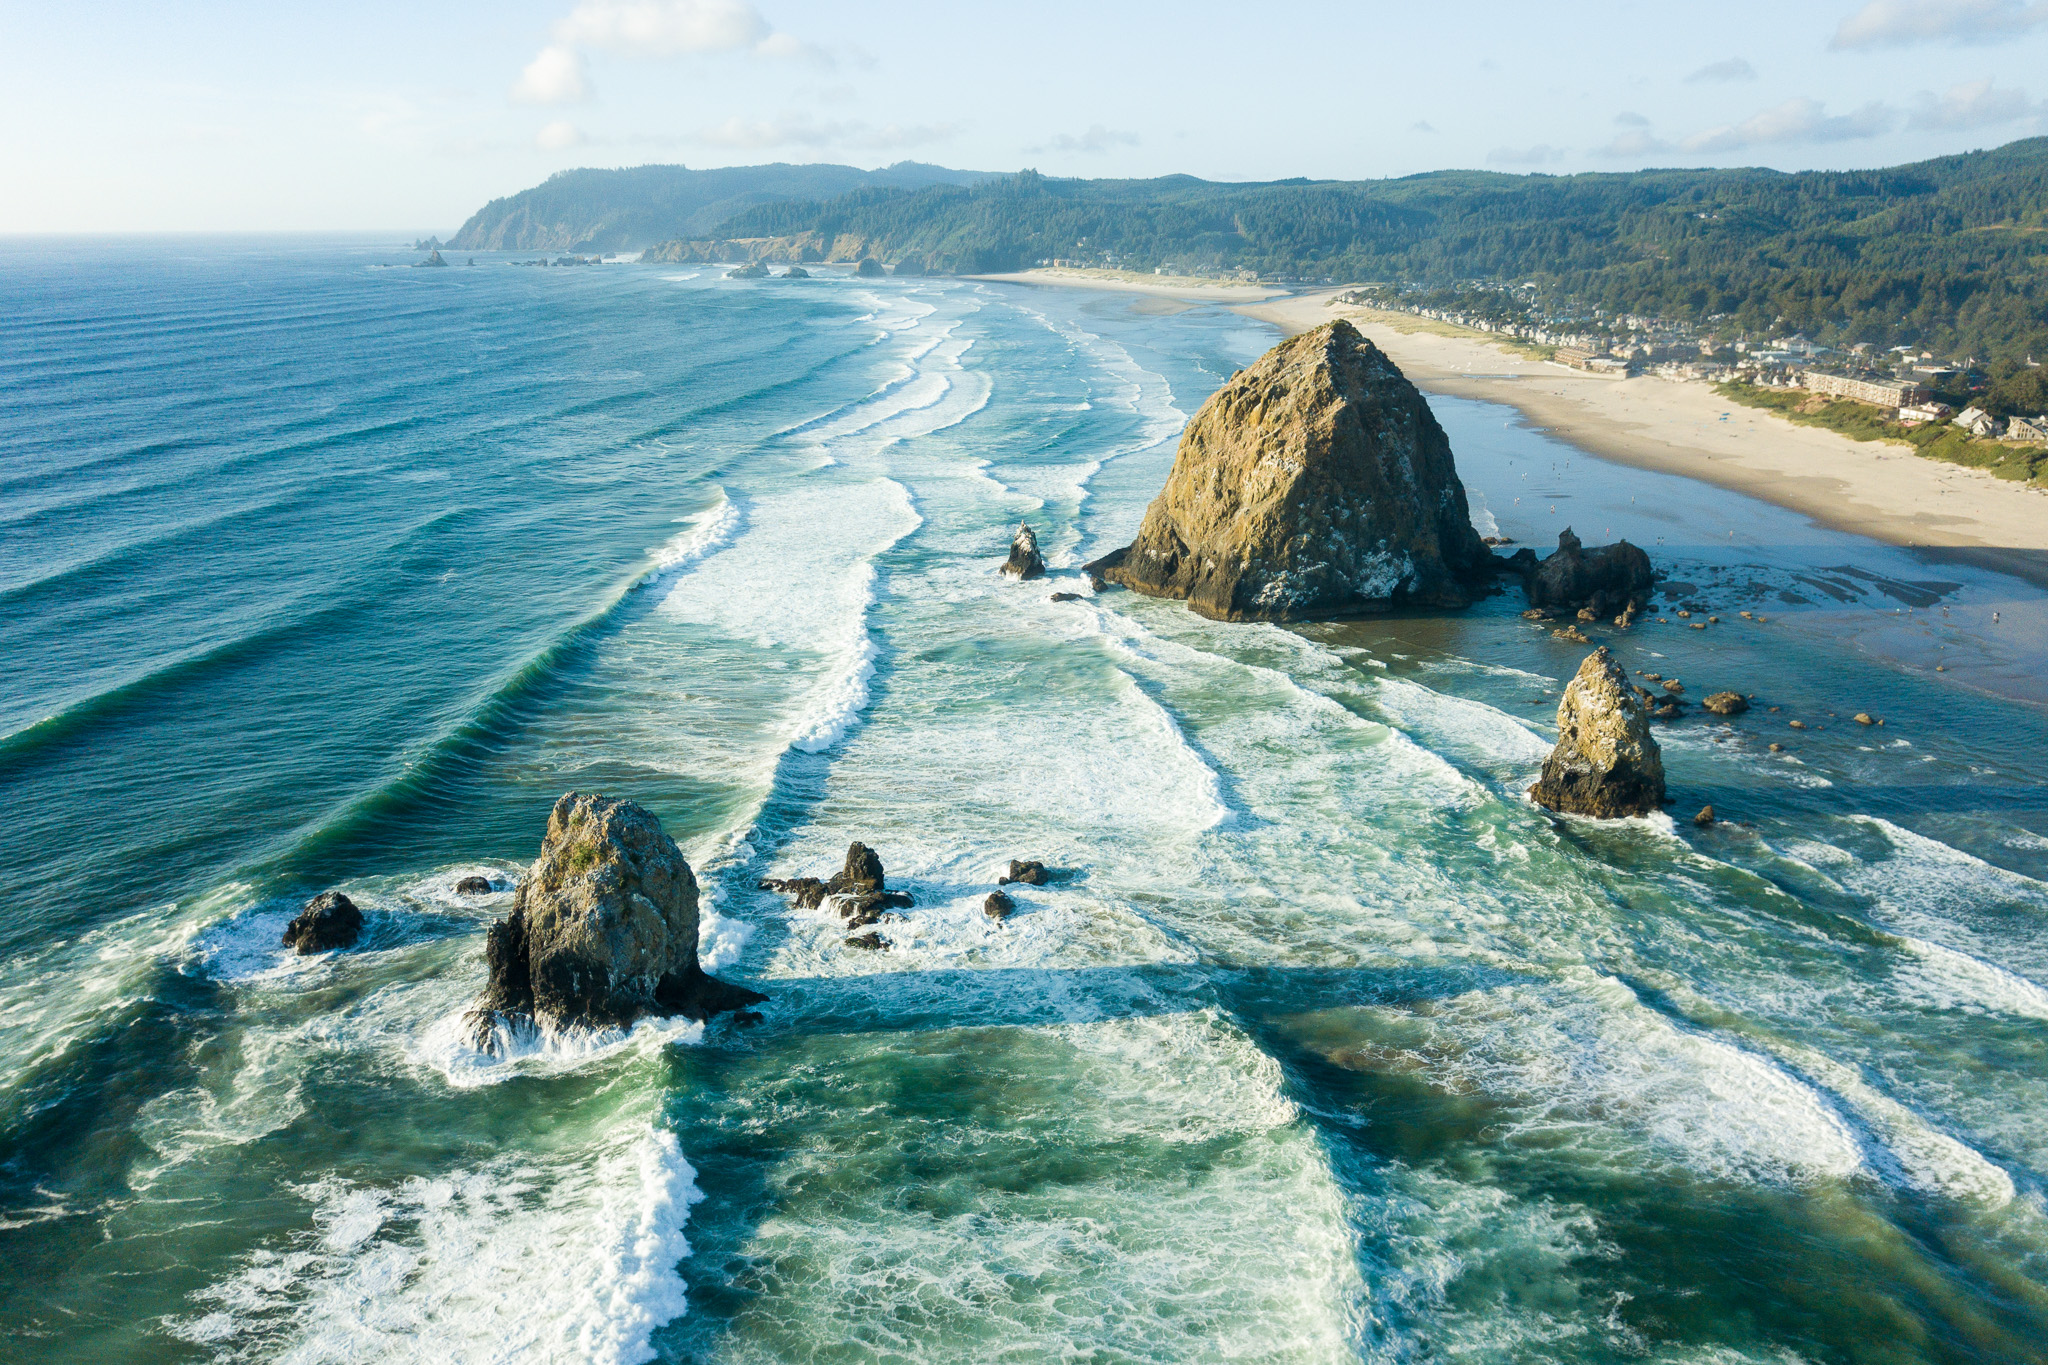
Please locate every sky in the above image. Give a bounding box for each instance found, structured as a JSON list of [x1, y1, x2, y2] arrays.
[[5, 0, 2048, 233]]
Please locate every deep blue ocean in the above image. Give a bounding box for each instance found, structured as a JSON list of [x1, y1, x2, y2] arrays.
[[4, 238, 2048, 1364]]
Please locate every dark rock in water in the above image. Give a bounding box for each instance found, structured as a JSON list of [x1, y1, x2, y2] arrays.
[[826, 842, 887, 895], [1529, 648, 1667, 818], [998, 859, 1048, 886], [780, 266, 810, 279], [1086, 320, 1492, 620], [855, 257, 885, 277], [1695, 805, 1717, 826], [1050, 591, 1083, 602], [1002, 524, 1046, 580], [1552, 624, 1592, 644], [1520, 529, 1655, 615], [466, 792, 762, 1048], [844, 930, 887, 950], [413, 249, 449, 269], [1702, 691, 1749, 716], [282, 891, 363, 954], [454, 875, 494, 895], [727, 261, 769, 279], [984, 890, 1015, 920], [1652, 702, 1682, 720]]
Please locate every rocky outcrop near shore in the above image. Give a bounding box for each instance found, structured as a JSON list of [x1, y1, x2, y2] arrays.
[[1086, 320, 1491, 621], [1001, 524, 1046, 579], [762, 841, 915, 932], [283, 891, 362, 954], [1530, 648, 1667, 818], [466, 793, 761, 1047], [1508, 529, 1655, 616]]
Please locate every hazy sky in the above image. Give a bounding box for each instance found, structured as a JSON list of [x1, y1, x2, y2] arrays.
[[5, 0, 2048, 233]]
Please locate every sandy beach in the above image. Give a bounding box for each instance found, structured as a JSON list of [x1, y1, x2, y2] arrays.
[[968, 266, 1289, 303], [1238, 292, 2048, 591]]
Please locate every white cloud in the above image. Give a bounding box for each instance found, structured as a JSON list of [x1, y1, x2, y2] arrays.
[[513, 45, 589, 105], [694, 114, 954, 151], [537, 120, 588, 150], [1027, 125, 1141, 154], [1682, 96, 1896, 152], [555, 0, 767, 54], [1487, 144, 1564, 166], [1831, 0, 2048, 48], [1596, 128, 1671, 158], [1907, 78, 2038, 130], [514, 1, 828, 106], [1686, 57, 1756, 83], [1614, 111, 1651, 127]]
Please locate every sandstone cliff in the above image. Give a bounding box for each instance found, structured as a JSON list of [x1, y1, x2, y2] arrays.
[[1530, 648, 1667, 818], [1088, 320, 1490, 621]]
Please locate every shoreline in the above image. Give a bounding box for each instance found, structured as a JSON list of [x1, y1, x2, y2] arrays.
[[966, 267, 1289, 303], [1235, 291, 2048, 593]]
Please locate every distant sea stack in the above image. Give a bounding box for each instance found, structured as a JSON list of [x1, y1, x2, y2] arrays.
[[1087, 320, 1491, 621], [466, 792, 761, 1049], [1530, 648, 1667, 819]]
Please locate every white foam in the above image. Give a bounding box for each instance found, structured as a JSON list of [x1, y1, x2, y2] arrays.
[[641, 493, 741, 585], [410, 1009, 704, 1091], [174, 1119, 701, 1364], [1890, 934, 2048, 1022]]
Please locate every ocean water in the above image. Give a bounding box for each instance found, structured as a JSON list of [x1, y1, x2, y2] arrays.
[[3, 238, 2048, 1364]]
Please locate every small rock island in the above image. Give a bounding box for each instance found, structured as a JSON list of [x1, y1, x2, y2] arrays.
[[1530, 648, 1667, 818], [466, 792, 761, 1049], [1087, 319, 1493, 621]]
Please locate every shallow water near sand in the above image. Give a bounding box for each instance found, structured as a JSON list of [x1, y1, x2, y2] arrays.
[[3, 238, 2048, 1364]]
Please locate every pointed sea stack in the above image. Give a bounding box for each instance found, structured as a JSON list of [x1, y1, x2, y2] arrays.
[[1001, 524, 1046, 579], [1085, 319, 1491, 621], [1530, 648, 1668, 818], [466, 792, 762, 1049]]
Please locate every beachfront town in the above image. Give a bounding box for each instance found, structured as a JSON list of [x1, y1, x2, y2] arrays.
[[1333, 285, 2048, 442]]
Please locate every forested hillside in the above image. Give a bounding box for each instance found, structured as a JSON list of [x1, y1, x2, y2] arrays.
[[689, 141, 2048, 366], [447, 162, 993, 252]]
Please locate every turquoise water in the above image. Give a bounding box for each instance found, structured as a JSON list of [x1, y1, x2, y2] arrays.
[[4, 239, 2048, 1364]]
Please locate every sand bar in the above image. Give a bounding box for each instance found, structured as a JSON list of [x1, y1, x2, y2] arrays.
[[1239, 292, 2048, 591]]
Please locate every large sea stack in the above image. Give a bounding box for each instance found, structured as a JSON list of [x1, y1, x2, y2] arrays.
[[466, 792, 761, 1048], [1530, 648, 1667, 818], [1086, 319, 1491, 620]]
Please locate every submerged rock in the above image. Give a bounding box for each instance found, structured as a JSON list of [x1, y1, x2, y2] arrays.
[[1529, 648, 1667, 819], [1001, 524, 1046, 580], [282, 891, 363, 954], [1085, 320, 1491, 621], [984, 890, 1015, 920], [466, 793, 761, 1047], [1519, 529, 1655, 616], [1050, 591, 1083, 602]]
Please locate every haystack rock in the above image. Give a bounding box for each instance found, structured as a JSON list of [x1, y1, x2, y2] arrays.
[[1001, 524, 1046, 580], [1084, 320, 1491, 620], [1514, 528, 1655, 616], [466, 792, 761, 1048], [1530, 648, 1668, 818]]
